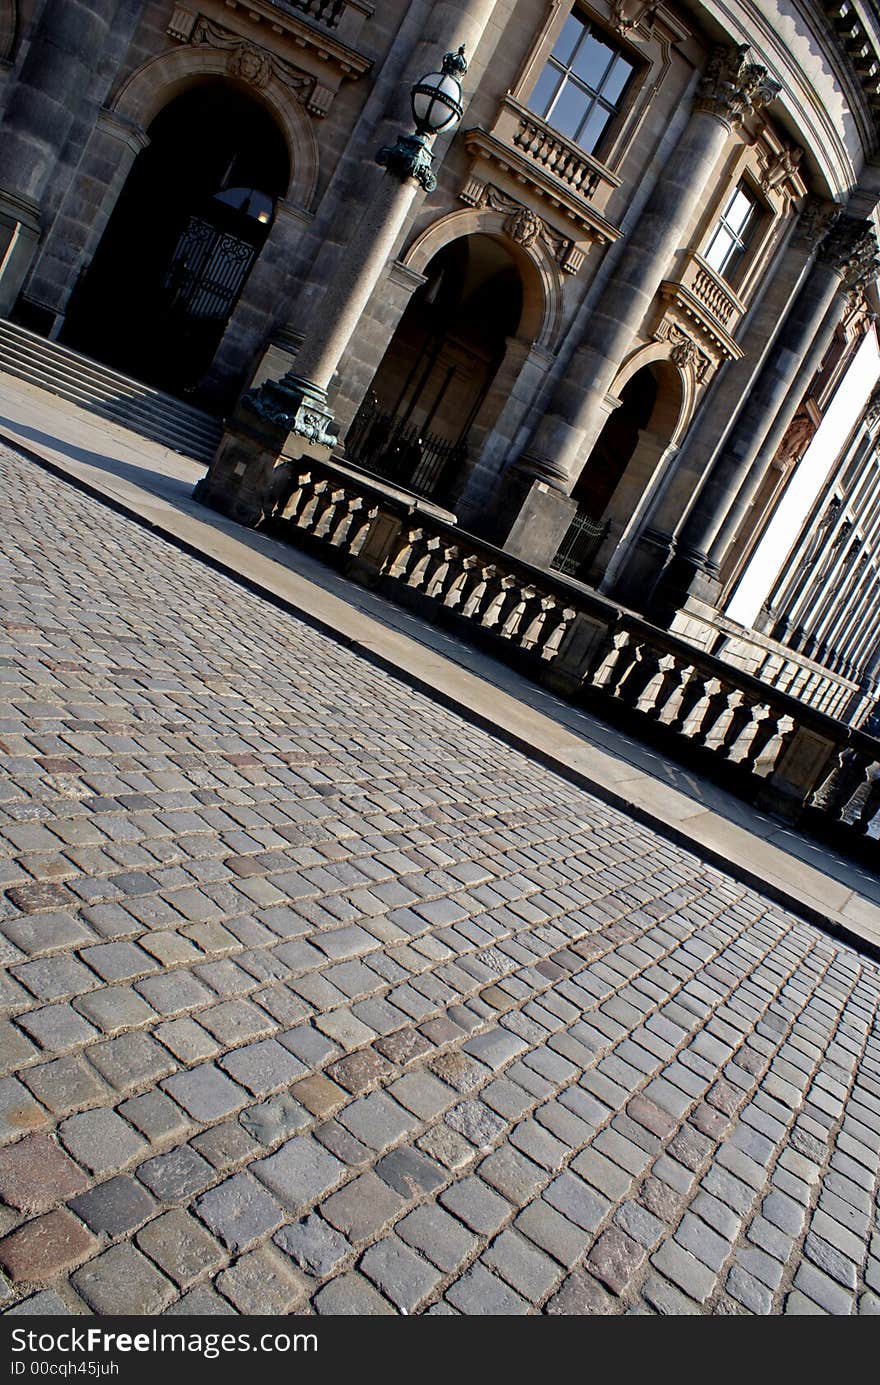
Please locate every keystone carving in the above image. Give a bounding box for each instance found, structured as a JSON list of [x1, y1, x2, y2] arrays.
[[462, 180, 585, 274], [608, 0, 656, 36], [694, 44, 781, 126], [760, 145, 802, 193], [170, 14, 318, 109]]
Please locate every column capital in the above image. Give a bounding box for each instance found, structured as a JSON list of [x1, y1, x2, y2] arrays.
[[816, 217, 879, 285], [693, 44, 780, 127], [790, 197, 841, 251]]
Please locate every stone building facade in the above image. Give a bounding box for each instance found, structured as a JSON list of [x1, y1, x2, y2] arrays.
[[2, 0, 880, 720]]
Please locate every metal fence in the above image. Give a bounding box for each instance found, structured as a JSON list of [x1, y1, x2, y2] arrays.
[[345, 395, 467, 502], [550, 508, 609, 578]]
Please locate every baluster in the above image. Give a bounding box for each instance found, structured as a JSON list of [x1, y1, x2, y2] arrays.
[[646, 655, 685, 721], [387, 527, 426, 581], [424, 545, 459, 600], [718, 691, 755, 759], [811, 747, 867, 817], [442, 555, 480, 610], [311, 485, 348, 538], [277, 469, 313, 524], [296, 478, 329, 532], [511, 587, 548, 645], [326, 495, 363, 550], [665, 667, 707, 734], [617, 644, 663, 712], [406, 535, 442, 589], [592, 630, 634, 697], [759, 714, 796, 778], [346, 502, 379, 555], [461, 565, 496, 619], [854, 764, 880, 834], [540, 602, 575, 659], [485, 578, 521, 632], [517, 593, 554, 651], [691, 680, 731, 748], [734, 710, 775, 773]]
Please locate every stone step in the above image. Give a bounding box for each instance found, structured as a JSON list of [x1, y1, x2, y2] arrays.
[[0, 320, 223, 462]]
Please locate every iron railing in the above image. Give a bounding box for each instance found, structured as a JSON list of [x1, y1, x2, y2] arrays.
[[345, 395, 467, 502], [551, 507, 609, 578]]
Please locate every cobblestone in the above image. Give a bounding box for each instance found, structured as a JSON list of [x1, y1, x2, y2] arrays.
[[0, 447, 879, 1315]]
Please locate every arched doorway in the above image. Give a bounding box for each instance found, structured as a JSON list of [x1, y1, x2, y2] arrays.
[[62, 82, 289, 398], [552, 362, 682, 582], [573, 368, 658, 519], [345, 234, 524, 503]]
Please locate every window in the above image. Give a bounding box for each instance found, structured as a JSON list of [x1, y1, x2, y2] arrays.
[[704, 184, 758, 279], [526, 11, 635, 155]]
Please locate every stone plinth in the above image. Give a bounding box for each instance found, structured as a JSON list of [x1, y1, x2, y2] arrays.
[[492, 475, 578, 568], [194, 410, 334, 528]]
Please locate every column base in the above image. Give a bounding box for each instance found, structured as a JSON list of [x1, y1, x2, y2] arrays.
[[604, 527, 671, 610], [490, 472, 578, 569], [0, 190, 41, 317], [645, 547, 723, 626]]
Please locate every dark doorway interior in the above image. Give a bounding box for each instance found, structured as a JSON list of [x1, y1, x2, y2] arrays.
[[346, 235, 523, 501], [62, 82, 289, 401], [573, 366, 658, 518]]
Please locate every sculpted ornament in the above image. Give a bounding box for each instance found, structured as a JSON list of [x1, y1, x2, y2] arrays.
[[469, 183, 583, 273], [504, 207, 543, 249], [670, 337, 699, 371], [608, 0, 655, 36], [760, 145, 802, 193], [694, 44, 781, 126], [864, 387, 880, 431], [776, 410, 816, 465], [228, 43, 271, 88]]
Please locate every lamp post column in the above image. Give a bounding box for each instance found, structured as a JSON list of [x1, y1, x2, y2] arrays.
[[197, 46, 469, 523]]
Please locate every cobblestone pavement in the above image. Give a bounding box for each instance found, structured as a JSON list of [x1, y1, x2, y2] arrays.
[[0, 443, 879, 1318]]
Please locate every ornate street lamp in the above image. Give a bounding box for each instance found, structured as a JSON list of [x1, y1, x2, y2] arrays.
[[377, 46, 468, 191]]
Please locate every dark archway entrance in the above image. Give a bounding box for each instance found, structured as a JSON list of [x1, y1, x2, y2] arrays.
[[552, 364, 673, 581], [573, 368, 658, 519], [346, 234, 524, 502], [62, 82, 289, 399]]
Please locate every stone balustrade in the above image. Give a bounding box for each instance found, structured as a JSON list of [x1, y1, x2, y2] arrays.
[[262, 455, 880, 852], [679, 253, 745, 331], [510, 114, 603, 201]]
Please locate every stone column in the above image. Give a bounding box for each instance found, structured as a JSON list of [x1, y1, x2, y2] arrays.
[[616, 202, 836, 606], [0, 0, 122, 314], [794, 455, 880, 652], [655, 217, 877, 610], [496, 45, 779, 560]]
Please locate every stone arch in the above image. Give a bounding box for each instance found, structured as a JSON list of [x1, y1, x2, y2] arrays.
[[401, 206, 564, 352], [610, 342, 693, 444], [0, 0, 16, 61], [108, 44, 318, 209]]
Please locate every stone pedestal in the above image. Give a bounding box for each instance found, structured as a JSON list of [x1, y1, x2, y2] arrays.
[[541, 611, 613, 696], [195, 394, 335, 528], [0, 191, 40, 316], [492, 474, 578, 569], [755, 725, 840, 822]]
